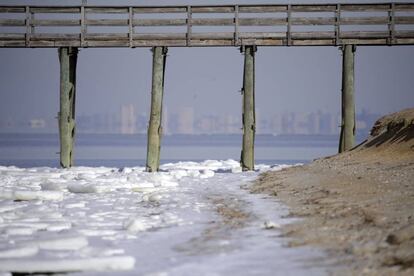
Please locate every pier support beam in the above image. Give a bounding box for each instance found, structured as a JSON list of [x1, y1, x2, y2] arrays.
[[58, 47, 78, 168], [146, 46, 168, 172], [339, 44, 356, 153], [240, 45, 256, 171]]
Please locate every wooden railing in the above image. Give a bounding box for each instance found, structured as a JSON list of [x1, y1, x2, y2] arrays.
[[0, 3, 413, 47]]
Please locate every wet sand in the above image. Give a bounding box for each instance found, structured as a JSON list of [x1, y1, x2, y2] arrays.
[[252, 108, 414, 275]]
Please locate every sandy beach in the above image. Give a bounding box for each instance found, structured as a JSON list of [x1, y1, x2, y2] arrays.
[[253, 108, 414, 275]]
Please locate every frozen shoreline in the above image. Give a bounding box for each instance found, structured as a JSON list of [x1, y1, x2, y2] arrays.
[[0, 160, 325, 275]]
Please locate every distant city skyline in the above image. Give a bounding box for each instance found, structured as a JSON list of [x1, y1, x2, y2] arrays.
[[0, 104, 381, 137], [0, 0, 413, 134]]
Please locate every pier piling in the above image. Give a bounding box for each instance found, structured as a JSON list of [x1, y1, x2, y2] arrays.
[[240, 45, 256, 171], [58, 47, 78, 168], [339, 44, 356, 153], [146, 46, 168, 172]]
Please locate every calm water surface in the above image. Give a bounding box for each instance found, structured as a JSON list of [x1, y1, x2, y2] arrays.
[[0, 133, 360, 168]]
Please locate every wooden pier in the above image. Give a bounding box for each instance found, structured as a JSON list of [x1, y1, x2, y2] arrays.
[[1, 2, 413, 170]]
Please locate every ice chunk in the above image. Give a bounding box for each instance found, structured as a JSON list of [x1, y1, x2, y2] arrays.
[[5, 227, 36, 236], [64, 202, 86, 209], [77, 229, 117, 237], [13, 191, 64, 201], [160, 180, 178, 187], [46, 222, 72, 232], [40, 181, 67, 191], [0, 246, 38, 258], [262, 221, 281, 230], [68, 183, 98, 194], [231, 166, 243, 173], [10, 222, 49, 231], [23, 236, 88, 250], [123, 218, 152, 233], [142, 194, 162, 203], [200, 169, 215, 179], [0, 191, 14, 200], [0, 256, 135, 273], [170, 170, 188, 179]]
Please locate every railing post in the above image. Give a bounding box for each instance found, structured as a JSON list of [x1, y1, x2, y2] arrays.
[[58, 47, 78, 168], [146, 46, 168, 172], [339, 44, 356, 153], [240, 45, 256, 171]]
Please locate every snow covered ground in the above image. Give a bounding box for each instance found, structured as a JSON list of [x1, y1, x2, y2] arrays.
[[0, 160, 326, 275]]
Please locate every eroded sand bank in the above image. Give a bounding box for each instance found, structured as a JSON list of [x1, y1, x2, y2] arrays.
[[253, 108, 414, 275]]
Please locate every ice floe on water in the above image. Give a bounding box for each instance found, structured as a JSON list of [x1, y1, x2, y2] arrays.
[[0, 160, 325, 275]]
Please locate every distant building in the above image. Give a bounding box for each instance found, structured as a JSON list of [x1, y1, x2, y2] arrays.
[[29, 119, 46, 129], [175, 107, 194, 134], [121, 104, 137, 134]]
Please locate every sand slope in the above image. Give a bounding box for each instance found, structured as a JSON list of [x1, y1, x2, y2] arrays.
[[253, 108, 414, 275]]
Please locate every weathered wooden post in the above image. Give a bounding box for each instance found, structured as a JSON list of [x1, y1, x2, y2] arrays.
[[58, 47, 78, 168], [240, 45, 256, 171], [146, 46, 168, 172], [339, 44, 356, 153]]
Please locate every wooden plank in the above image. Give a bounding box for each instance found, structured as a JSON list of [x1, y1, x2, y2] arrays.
[[291, 5, 336, 12], [81, 5, 86, 46], [239, 32, 286, 39], [85, 33, 129, 40], [239, 5, 287, 13], [395, 30, 414, 38], [0, 33, 25, 40], [83, 40, 130, 47], [133, 18, 186, 26], [340, 38, 388, 45], [30, 10, 35, 34], [192, 32, 233, 39], [0, 7, 25, 13], [235, 5, 239, 45], [239, 17, 286, 26], [340, 4, 390, 12], [54, 41, 81, 47], [0, 19, 25, 26], [340, 31, 389, 38], [32, 19, 80, 26], [86, 19, 128, 26], [245, 38, 284, 46], [133, 33, 186, 40], [336, 4, 341, 45], [291, 17, 335, 25], [395, 38, 414, 44], [0, 41, 26, 47], [291, 31, 335, 39], [292, 39, 335, 46], [340, 17, 389, 25], [389, 3, 395, 45], [132, 40, 186, 47], [85, 7, 128, 14], [129, 7, 133, 47], [395, 16, 414, 24], [30, 7, 80, 13], [187, 6, 192, 46], [133, 7, 186, 14], [25, 6, 30, 46], [190, 39, 234, 46], [31, 33, 80, 40], [395, 4, 414, 11], [287, 4, 291, 46], [192, 18, 233, 26], [191, 6, 234, 13]]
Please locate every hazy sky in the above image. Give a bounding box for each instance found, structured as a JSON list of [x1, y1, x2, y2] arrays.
[[0, 0, 413, 126]]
